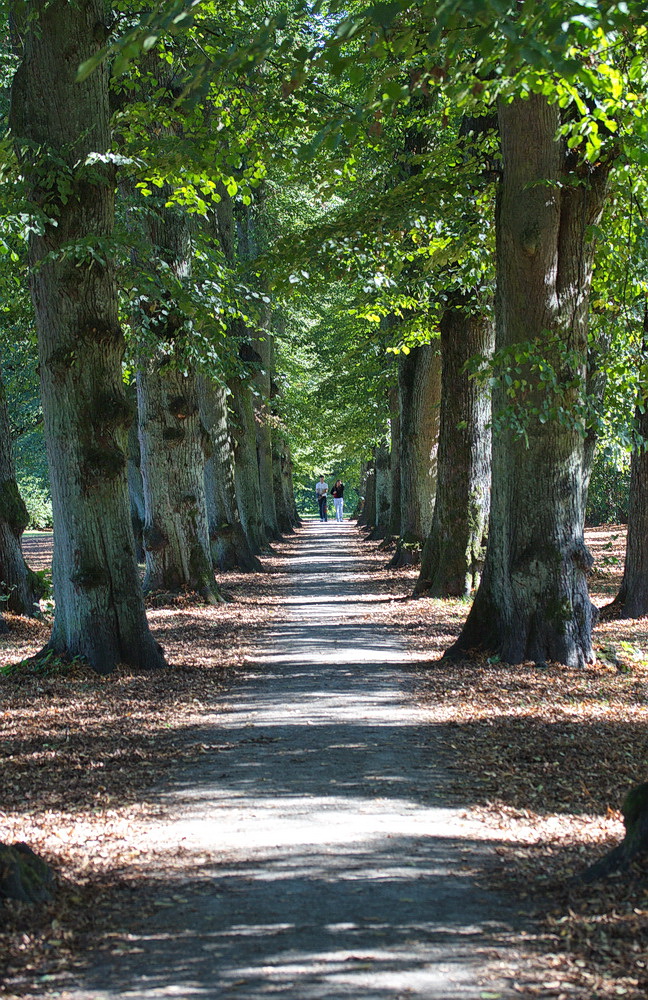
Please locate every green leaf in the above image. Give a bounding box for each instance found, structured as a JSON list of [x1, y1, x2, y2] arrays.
[[76, 50, 107, 82]]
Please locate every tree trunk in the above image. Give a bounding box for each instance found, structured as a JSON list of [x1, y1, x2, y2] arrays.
[[273, 434, 299, 533], [252, 320, 280, 540], [211, 192, 269, 553], [581, 781, 648, 883], [229, 368, 268, 553], [448, 94, 609, 667], [127, 419, 145, 563], [244, 205, 279, 541], [268, 313, 299, 532], [0, 364, 42, 616], [10, 0, 165, 673], [368, 442, 391, 540], [605, 402, 648, 617], [415, 303, 492, 596], [136, 190, 220, 603], [198, 375, 262, 572], [382, 384, 400, 549], [390, 343, 442, 568], [355, 461, 369, 523], [360, 460, 376, 529], [138, 364, 221, 602]]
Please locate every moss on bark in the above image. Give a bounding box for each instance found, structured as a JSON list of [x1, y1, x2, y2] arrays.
[[0, 480, 29, 535]]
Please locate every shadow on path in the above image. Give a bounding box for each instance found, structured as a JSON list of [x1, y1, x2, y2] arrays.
[[62, 522, 528, 1000]]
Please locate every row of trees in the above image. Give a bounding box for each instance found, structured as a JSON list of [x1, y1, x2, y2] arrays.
[[1, 0, 648, 674], [264, 1, 647, 668], [0, 0, 304, 671]]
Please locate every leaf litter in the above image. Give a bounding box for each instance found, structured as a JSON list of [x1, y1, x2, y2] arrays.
[[0, 524, 646, 998]]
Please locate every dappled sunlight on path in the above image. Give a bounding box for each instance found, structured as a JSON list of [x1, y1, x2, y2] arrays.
[[62, 522, 527, 1000]]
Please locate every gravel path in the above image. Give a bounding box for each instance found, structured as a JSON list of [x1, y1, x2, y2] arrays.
[[62, 521, 527, 999]]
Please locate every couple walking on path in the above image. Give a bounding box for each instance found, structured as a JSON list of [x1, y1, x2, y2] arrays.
[[315, 474, 344, 521]]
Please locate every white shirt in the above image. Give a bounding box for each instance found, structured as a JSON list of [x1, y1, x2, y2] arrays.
[[315, 481, 328, 497]]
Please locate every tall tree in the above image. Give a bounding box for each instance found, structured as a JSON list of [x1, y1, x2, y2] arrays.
[[605, 309, 648, 617], [199, 374, 262, 572], [239, 202, 281, 540], [389, 342, 441, 568], [136, 193, 222, 603], [385, 382, 401, 547], [368, 439, 391, 540], [272, 432, 300, 533], [10, 0, 166, 673], [415, 300, 492, 596], [448, 94, 610, 666], [229, 348, 269, 552]]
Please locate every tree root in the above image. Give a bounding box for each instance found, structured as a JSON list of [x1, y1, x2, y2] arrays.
[[0, 843, 54, 903], [579, 781, 648, 883]]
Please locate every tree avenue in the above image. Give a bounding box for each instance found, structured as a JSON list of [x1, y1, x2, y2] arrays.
[[0, 0, 647, 674]]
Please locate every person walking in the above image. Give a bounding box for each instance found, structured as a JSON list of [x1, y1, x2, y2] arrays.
[[331, 479, 344, 522], [315, 475, 329, 521]]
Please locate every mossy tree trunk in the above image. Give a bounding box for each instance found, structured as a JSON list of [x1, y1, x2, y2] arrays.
[[240, 204, 279, 541], [10, 0, 166, 673], [384, 384, 401, 547], [273, 434, 299, 533], [390, 343, 442, 569], [136, 197, 221, 603], [448, 94, 609, 666], [252, 320, 280, 541], [368, 442, 391, 541], [198, 375, 262, 572], [606, 392, 648, 617], [0, 365, 42, 616], [229, 364, 268, 553], [359, 461, 376, 529], [211, 192, 268, 553], [414, 302, 492, 596], [126, 416, 145, 563], [356, 461, 370, 524], [268, 315, 299, 532], [138, 364, 221, 602]]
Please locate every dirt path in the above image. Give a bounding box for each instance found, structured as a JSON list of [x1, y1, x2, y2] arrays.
[[60, 522, 528, 1000]]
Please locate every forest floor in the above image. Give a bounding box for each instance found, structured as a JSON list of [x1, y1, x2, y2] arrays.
[[1, 521, 647, 998]]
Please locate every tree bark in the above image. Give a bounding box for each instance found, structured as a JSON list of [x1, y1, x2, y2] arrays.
[[580, 781, 648, 883], [383, 384, 401, 548], [10, 0, 165, 673], [414, 304, 492, 596], [198, 375, 262, 572], [355, 461, 369, 523], [448, 94, 609, 667], [368, 441, 391, 540], [268, 314, 299, 532], [273, 434, 299, 533], [0, 364, 42, 616], [211, 193, 269, 553], [135, 189, 220, 602], [242, 203, 279, 540], [229, 363, 268, 553], [359, 460, 376, 529], [127, 418, 145, 563], [605, 401, 648, 617], [138, 364, 221, 601], [390, 343, 442, 568], [252, 321, 280, 540]]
